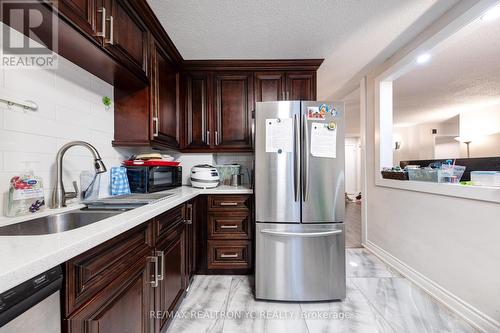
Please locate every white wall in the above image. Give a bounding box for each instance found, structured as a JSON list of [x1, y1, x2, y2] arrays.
[[363, 2, 500, 331], [393, 116, 460, 163], [435, 136, 460, 159], [461, 132, 500, 157], [459, 105, 500, 157], [0, 23, 131, 214]]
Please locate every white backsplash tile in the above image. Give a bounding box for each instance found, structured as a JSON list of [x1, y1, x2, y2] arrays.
[[214, 153, 254, 186], [0, 23, 130, 215], [176, 153, 215, 185], [3, 152, 55, 172], [0, 130, 58, 154]]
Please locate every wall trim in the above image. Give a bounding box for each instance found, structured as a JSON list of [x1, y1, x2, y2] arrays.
[[364, 241, 500, 333]]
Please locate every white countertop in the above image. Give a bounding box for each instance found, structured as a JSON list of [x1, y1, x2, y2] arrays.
[[0, 185, 252, 294]]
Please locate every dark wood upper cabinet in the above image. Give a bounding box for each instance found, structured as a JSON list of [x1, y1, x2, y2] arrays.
[[214, 73, 254, 150], [285, 71, 316, 100], [56, 0, 99, 41], [105, 0, 149, 76], [184, 72, 211, 150], [56, 0, 149, 79], [151, 39, 180, 148], [254, 72, 285, 102]]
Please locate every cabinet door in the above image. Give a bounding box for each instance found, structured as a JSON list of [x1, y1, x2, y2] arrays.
[[56, 0, 100, 41], [254, 72, 285, 102], [184, 201, 195, 283], [151, 40, 180, 148], [156, 226, 185, 333], [184, 72, 211, 149], [106, 0, 148, 75], [65, 256, 154, 333], [214, 73, 254, 150], [285, 71, 316, 101]]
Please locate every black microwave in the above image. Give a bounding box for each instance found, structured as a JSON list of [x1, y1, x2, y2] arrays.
[[125, 166, 182, 193]]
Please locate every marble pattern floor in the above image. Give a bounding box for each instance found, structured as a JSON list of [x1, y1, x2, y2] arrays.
[[166, 248, 478, 333]]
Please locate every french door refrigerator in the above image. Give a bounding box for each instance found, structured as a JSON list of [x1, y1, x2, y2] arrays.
[[255, 101, 346, 301]]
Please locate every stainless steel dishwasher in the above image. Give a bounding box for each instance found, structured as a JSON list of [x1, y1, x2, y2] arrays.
[[0, 266, 62, 333]]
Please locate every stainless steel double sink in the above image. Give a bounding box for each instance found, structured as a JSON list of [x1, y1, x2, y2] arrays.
[[0, 210, 123, 236], [0, 193, 177, 236]]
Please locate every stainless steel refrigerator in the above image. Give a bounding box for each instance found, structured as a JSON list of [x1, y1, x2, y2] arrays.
[[255, 101, 346, 301]]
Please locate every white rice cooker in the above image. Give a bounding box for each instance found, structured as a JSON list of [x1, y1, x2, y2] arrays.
[[190, 164, 220, 188]]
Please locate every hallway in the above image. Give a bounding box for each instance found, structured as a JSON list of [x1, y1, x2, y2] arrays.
[[345, 201, 362, 248]]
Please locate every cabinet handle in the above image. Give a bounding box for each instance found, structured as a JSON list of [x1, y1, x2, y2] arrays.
[[185, 203, 193, 224], [156, 251, 164, 281], [215, 130, 219, 145], [220, 253, 238, 258], [220, 225, 238, 229], [153, 117, 159, 137], [220, 202, 238, 206], [97, 7, 106, 38], [148, 256, 159, 288], [106, 16, 114, 45], [206, 131, 210, 145]]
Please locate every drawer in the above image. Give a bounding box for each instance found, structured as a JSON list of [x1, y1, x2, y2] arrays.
[[64, 222, 152, 316], [154, 204, 185, 246], [207, 240, 251, 270], [208, 195, 251, 211], [208, 212, 250, 240]]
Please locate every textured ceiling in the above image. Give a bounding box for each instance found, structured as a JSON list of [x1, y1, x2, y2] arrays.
[[147, 1, 454, 60], [394, 13, 500, 127], [317, 0, 459, 100]]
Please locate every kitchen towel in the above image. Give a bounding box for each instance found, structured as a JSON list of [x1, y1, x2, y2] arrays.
[[110, 167, 131, 196]]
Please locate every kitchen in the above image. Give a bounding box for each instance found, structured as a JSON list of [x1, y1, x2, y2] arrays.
[[0, 1, 499, 333]]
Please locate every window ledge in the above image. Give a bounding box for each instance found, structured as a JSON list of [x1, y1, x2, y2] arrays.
[[375, 178, 500, 203]]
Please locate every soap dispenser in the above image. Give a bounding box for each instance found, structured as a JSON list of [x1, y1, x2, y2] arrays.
[[5, 161, 45, 217]]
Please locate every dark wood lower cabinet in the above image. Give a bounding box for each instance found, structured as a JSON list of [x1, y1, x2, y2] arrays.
[[63, 204, 190, 333], [154, 209, 186, 333], [62, 195, 253, 333], [65, 252, 154, 333], [197, 195, 254, 275]]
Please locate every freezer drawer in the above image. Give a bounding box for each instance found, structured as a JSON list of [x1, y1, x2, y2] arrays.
[[255, 222, 346, 301]]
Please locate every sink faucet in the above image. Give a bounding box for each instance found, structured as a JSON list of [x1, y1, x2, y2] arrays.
[[51, 141, 107, 208]]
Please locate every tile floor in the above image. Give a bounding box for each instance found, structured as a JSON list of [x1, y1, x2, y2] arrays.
[[166, 249, 478, 333]]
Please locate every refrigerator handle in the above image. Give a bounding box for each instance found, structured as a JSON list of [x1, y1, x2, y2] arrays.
[[302, 113, 310, 201], [294, 114, 300, 202], [260, 229, 342, 237]]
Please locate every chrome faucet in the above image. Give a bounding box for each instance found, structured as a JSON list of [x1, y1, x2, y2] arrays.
[[51, 141, 107, 208]]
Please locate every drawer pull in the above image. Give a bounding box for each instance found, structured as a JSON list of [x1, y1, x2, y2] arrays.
[[220, 225, 238, 229], [220, 202, 238, 206], [220, 253, 239, 258], [156, 251, 164, 281]]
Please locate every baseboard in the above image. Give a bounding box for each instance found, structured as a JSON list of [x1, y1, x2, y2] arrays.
[[364, 241, 500, 333]]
